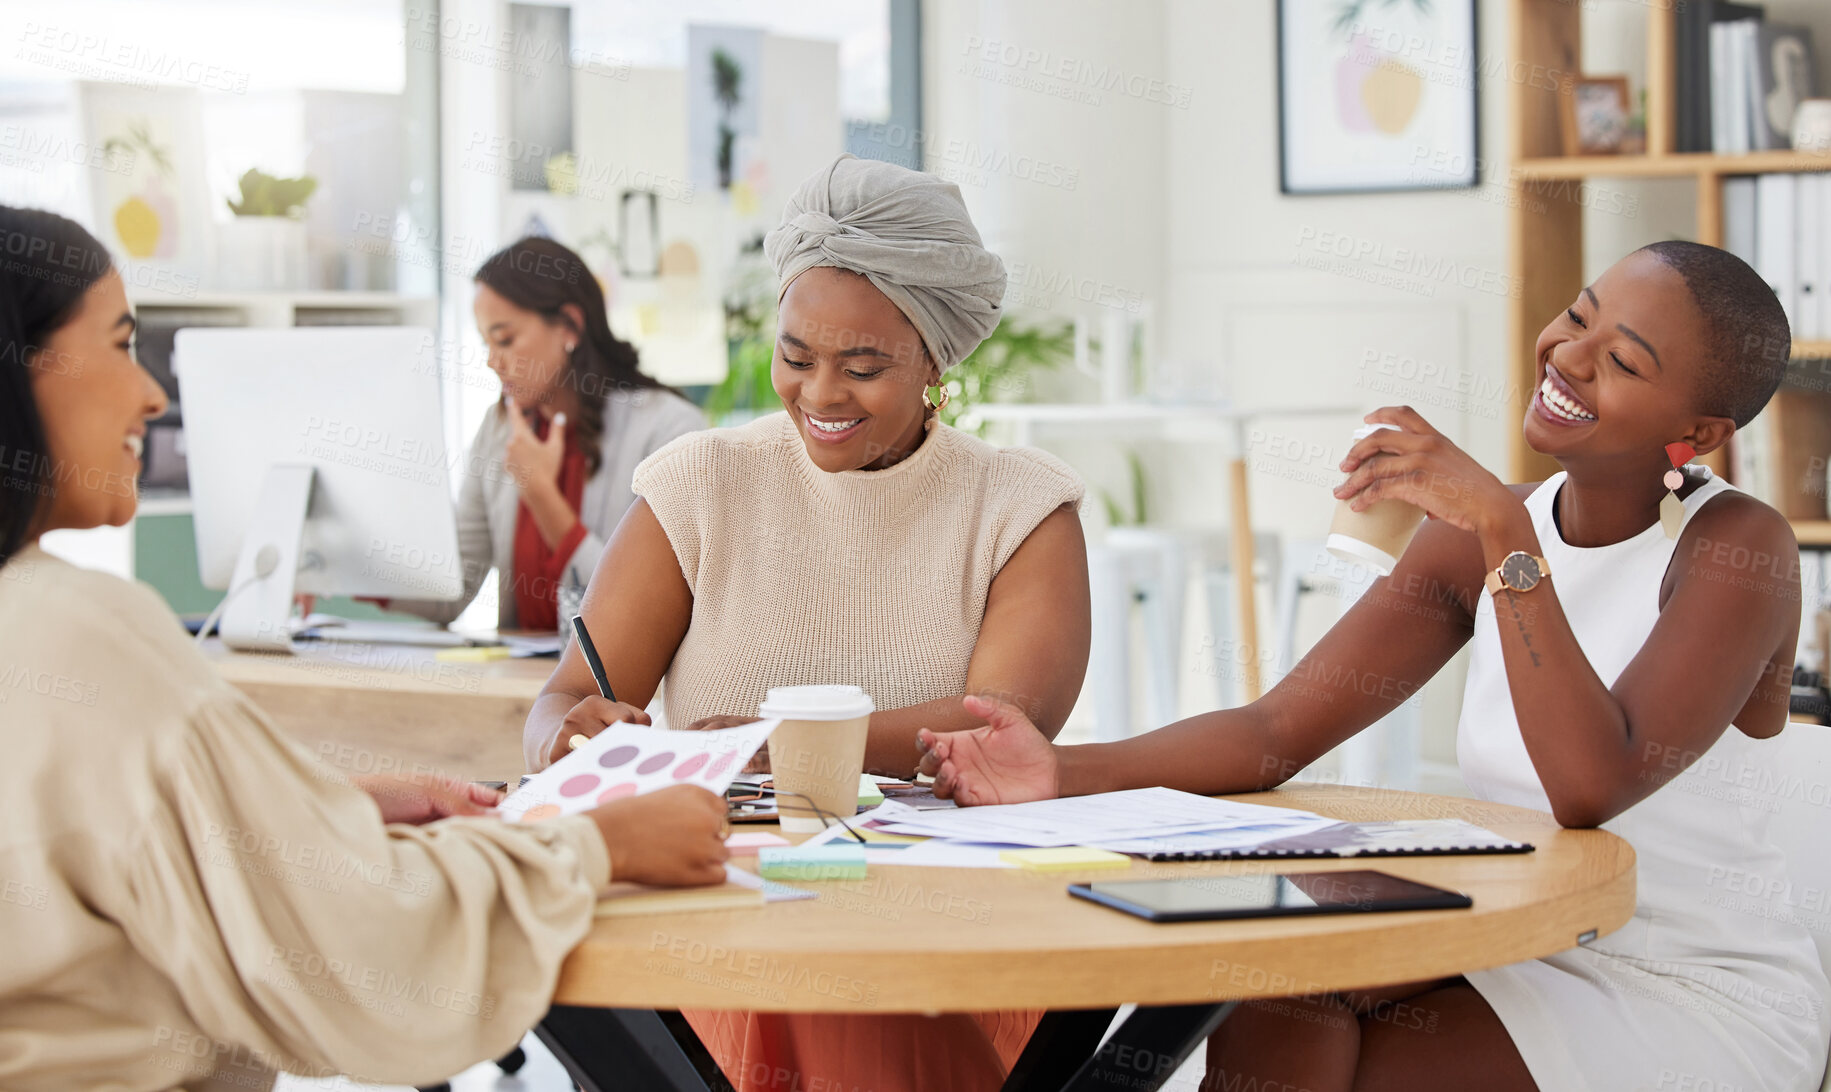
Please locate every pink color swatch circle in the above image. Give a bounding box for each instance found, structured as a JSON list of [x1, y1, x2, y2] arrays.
[[596, 783, 638, 804], [560, 773, 601, 798], [704, 752, 737, 781], [636, 751, 675, 775], [672, 753, 710, 780], [598, 745, 640, 769]]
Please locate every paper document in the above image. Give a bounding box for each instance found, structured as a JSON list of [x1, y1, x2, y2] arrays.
[[1091, 820, 1344, 856], [500, 720, 777, 822], [861, 787, 1330, 848]]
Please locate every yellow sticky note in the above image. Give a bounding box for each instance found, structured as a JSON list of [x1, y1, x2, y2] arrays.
[[434, 645, 512, 662], [1000, 847, 1132, 872]]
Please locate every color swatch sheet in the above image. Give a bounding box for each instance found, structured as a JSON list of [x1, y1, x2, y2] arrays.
[[501, 720, 778, 822]]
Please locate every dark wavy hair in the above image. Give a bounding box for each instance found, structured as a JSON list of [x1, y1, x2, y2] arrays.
[[0, 206, 116, 568], [473, 237, 681, 476]]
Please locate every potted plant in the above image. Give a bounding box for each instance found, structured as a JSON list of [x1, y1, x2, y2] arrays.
[[218, 168, 317, 290]]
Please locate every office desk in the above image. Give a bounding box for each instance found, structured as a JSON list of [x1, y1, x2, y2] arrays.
[[541, 784, 1635, 1092], [201, 638, 551, 781]]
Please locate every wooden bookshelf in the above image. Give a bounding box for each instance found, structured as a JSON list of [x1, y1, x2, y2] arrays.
[[1506, 0, 1830, 543], [1515, 150, 1831, 181]]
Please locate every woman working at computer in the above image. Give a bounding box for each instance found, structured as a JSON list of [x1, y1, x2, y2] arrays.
[[0, 205, 731, 1090], [386, 236, 704, 631]]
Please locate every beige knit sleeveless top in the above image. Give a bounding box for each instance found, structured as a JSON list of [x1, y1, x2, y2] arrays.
[[631, 412, 1084, 729]]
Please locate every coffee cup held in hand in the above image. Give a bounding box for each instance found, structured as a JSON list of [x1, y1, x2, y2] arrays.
[[757, 685, 875, 833], [1327, 423, 1425, 577]]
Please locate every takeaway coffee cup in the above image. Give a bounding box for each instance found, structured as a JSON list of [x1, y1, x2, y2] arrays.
[[1326, 423, 1425, 577], [758, 685, 876, 833]]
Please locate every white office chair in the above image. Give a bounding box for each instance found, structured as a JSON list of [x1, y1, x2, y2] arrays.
[[1754, 722, 1831, 1091], [1088, 528, 1282, 741]]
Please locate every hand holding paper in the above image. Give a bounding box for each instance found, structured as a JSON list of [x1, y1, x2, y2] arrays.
[[503, 719, 778, 822], [591, 785, 730, 887]]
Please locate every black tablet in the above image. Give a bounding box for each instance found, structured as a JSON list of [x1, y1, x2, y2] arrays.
[[1068, 869, 1472, 923]]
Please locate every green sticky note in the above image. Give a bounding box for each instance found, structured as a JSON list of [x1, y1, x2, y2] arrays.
[[858, 774, 885, 808], [1000, 846, 1132, 872], [757, 844, 868, 881]]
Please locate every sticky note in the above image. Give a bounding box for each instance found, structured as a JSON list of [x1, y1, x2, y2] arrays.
[[858, 774, 885, 808], [1000, 846, 1132, 872], [758, 844, 868, 881], [725, 832, 790, 856], [434, 645, 512, 662]]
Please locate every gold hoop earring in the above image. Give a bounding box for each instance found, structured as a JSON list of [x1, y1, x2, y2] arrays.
[[923, 385, 950, 413]]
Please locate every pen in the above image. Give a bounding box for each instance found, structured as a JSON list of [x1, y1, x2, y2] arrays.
[[570, 613, 616, 702]]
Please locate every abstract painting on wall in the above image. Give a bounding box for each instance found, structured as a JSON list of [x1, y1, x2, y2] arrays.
[[79, 83, 213, 294], [1278, 0, 1479, 194]]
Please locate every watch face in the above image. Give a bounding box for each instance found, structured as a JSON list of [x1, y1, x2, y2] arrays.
[[1500, 552, 1541, 592]]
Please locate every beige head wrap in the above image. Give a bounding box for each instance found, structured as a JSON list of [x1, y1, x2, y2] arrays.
[[764, 154, 1006, 372]]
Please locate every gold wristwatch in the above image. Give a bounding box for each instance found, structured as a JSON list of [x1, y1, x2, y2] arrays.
[[1485, 551, 1551, 595]]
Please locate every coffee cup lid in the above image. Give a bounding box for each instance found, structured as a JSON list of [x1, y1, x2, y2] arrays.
[[758, 685, 876, 720], [1351, 422, 1401, 441]]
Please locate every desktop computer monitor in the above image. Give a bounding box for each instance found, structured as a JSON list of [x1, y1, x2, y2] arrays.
[[175, 326, 462, 651]]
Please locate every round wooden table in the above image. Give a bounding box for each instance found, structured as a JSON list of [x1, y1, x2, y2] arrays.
[[542, 784, 1636, 1092]]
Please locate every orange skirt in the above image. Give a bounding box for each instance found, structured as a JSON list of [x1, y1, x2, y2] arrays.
[[683, 1008, 1042, 1092]]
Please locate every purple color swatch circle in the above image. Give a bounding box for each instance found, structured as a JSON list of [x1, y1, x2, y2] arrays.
[[704, 752, 737, 781], [597, 745, 639, 769], [636, 751, 675, 775], [560, 773, 600, 798], [596, 783, 638, 804], [672, 753, 710, 780]]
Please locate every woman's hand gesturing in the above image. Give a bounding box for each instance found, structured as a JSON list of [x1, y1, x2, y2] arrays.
[[916, 695, 1060, 806]]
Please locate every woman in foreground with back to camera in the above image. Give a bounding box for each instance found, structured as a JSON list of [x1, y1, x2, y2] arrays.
[[0, 205, 730, 1092], [525, 154, 1093, 1091], [919, 242, 1830, 1091]]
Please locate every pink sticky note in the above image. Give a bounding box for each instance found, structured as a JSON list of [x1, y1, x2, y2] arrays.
[[725, 832, 790, 856]]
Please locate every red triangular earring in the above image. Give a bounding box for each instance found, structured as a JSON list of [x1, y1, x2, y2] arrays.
[[1660, 442, 1695, 538]]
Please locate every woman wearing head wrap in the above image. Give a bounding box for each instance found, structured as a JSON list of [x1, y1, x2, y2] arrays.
[[521, 154, 1090, 1089]]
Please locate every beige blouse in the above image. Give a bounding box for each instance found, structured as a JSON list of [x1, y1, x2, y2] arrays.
[[0, 544, 609, 1091], [631, 412, 1083, 730]]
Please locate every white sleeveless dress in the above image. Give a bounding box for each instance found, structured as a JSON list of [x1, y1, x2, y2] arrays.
[[1458, 471, 1830, 1092]]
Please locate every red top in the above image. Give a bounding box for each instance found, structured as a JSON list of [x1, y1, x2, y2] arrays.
[[512, 414, 589, 631]]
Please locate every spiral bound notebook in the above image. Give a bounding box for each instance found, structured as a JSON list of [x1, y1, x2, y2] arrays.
[[1116, 819, 1535, 862]]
